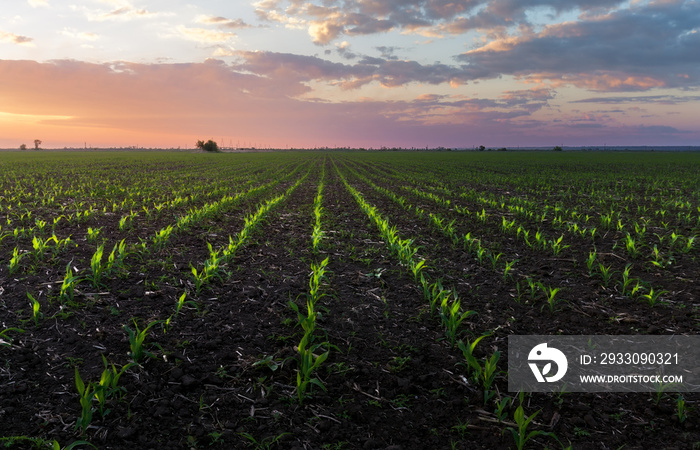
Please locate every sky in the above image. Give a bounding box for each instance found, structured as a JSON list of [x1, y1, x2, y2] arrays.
[[1, 0, 699, 149]]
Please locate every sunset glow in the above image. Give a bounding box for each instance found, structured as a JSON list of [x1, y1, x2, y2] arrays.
[[1, 0, 699, 148]]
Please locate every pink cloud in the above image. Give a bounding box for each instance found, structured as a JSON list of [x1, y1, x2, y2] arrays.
[[0, 59, 696, 149]]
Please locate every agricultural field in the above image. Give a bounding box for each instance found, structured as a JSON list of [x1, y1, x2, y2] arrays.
[[1, 150, 699, 449]]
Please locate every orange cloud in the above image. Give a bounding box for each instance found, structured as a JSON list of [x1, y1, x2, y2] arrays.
[[0, 31, 34, 46]]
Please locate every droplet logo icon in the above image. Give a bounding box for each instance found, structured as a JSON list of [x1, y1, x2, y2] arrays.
[[528, 343, 568, 382]]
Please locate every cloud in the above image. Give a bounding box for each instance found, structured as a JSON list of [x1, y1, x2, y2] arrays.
[[571, 95, 700, 105], [175, 26, 236, 44], [28, 0, 49, 7], [0, 31, 34, 46], [195, 15, 252, 30], [73, 1, 168, 22], [60, 28, 100, 41], [0, 58, 696, 149], [233, 50, 474, 90], [253, 0, 630, 44], [0, 58, 557, 148], [457, 1, 700, 91]]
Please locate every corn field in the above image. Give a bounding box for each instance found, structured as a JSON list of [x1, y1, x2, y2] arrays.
[[1, 150, 699, 449]]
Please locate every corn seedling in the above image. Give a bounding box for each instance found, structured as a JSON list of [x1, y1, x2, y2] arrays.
[[534, 230, 547, 250], [35, 218, 47, 233], [488, 251, 502, 270], [585, 250, 596, 276], [95, 355, 135, 416], [311, 223, 324, 253], [74, 367, 94, 435], [506, 405, 558, 450], [308, 257, 329, 304], [539, 285, 563, 312], [32, 235, 56, 261], [27, 292, 40, 327], [123, 318, 161, 363], [59, 262, 81, 302], [494, 396, 510, 422], [9, 247, 24, 273], [457, 334, 488, 381], [152, 224, 174, 250], [503, 259, 516, 281], [296, 334, 330, 404], [86, 244, 105, 288], [623, 233, 639, 258], [480, 351, 501, 404], [411, 259, 426, 283], [597, 263, 615, 288], [525, 276, 538, 300], [677, 395, 688, 423], [550, 235, 570, 256], [620, 264, 634, 296], [86, 227, 101, 243], [641, 287, 668, 307], [0, 327, 24, 348], [429, 279, 450, 316], [439, 293, 476, 346]]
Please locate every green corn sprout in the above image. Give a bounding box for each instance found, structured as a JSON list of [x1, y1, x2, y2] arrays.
[[123, 318, 161, 363], [308, 257, 329, 304], [641, 287, 668, 307], [677, 395, 688, 423], [439, 293, 476, 346], [620, 264, 634, 296], [550, 235, 570, 256], [623, 233, 638, 258], [27, 292, 40, 327], [411, 259, 426, 283], [296, 334, 330, 404], [87, 244, 105, 288], [0, 327, 25, 348], [59, 262, 81, 302], [484, 249, 501, 269], [597, 263, 615, 287], [525, 276, 537, 300], [503, 260, 516, 281], [585, 250, 596, 276], [86, 227, 101, 243], [480, 351, 501, 404], [35, 218, 47, 233], [429, 279, 450, 315], [74, 367, 94, 435], [542, 286, 563, 312], [495, 396, 510, 422], [457, 334, 488, 381], [507, 405, 558, 450], [32, 235, 56, 260], [96, 355, 135, 414], [9, 247, 24, 273], [152, 224, 174, 250]]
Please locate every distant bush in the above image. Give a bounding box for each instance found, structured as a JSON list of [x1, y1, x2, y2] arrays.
[[553, 146, 563, 152], [196, 140, 219, 152]]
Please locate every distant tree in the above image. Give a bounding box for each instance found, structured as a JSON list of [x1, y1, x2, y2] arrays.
[[478, 145, 486, 151], [196, 139, 219, 152], [19, 144, 27, 150], [34, 139, 42, 150], [553, 146, 563, 152]]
